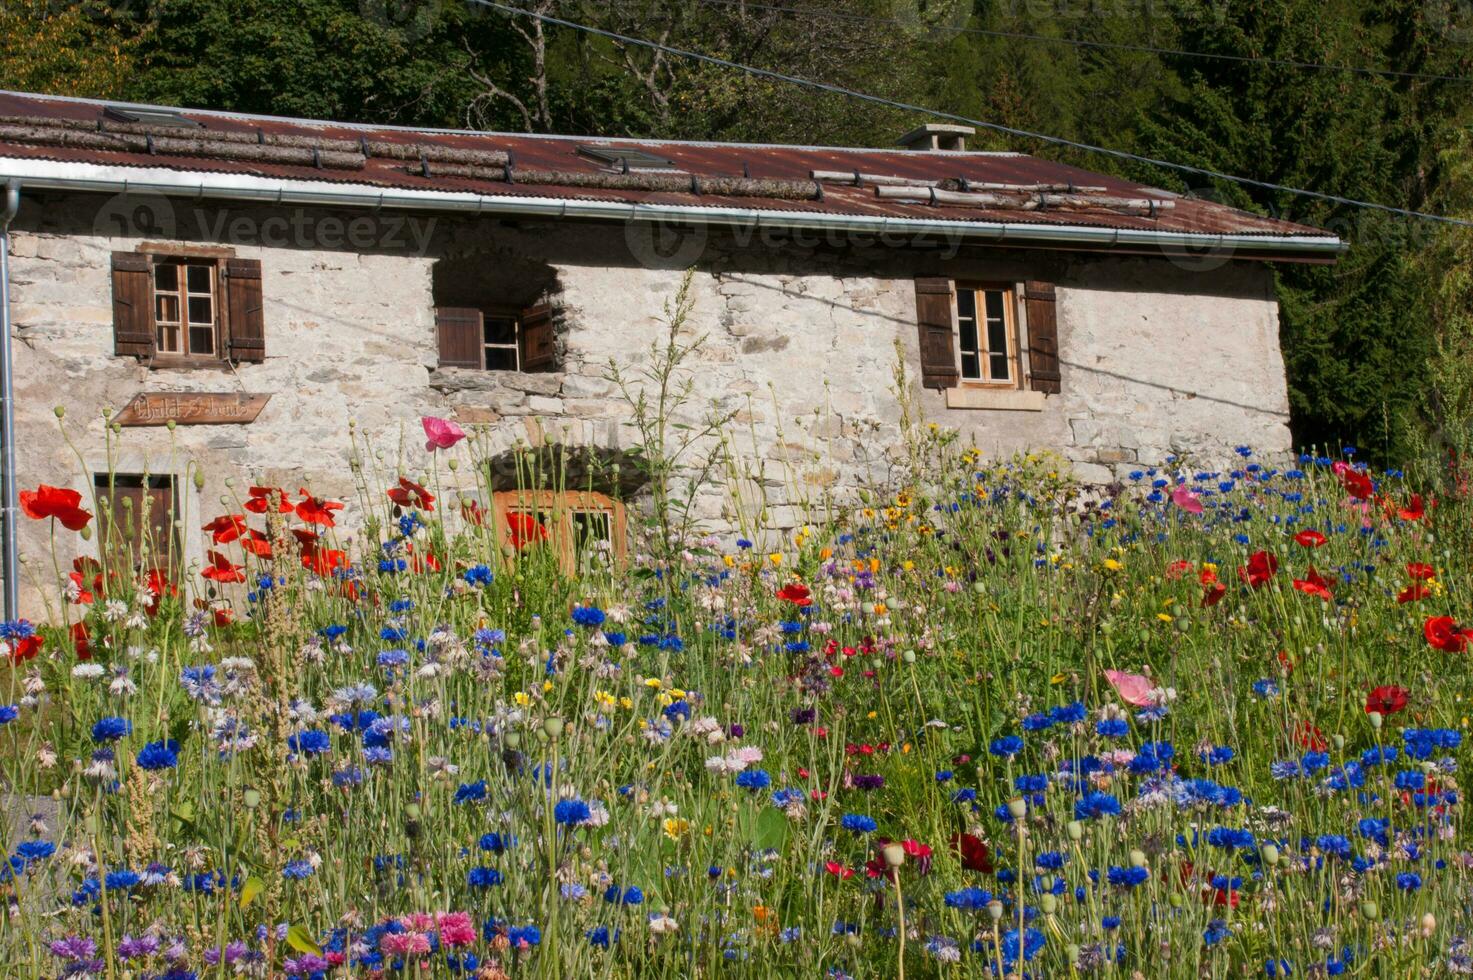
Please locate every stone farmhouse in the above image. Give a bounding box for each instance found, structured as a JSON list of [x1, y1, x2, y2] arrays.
[[0, 91, 1342, 604]]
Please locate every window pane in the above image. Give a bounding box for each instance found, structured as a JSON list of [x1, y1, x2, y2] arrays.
[[983, 289, 1006, 325], [956, 288, 976, 325], [185, 264, 212, 293], [990, 352, 1011, 380], [155, 294, 180, 324], [485, 347, 518, 371], [189, 325, 214, 355], [187, 296, 213, 325], [484, 316, 518, 346], [153, 263, 178, 291], [157, 323, 180, 353], [961, 352, 981, 379], [984, 290, 1010, 381]]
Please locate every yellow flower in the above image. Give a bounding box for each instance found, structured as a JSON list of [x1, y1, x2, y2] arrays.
[[902, 560, 915, 571], [513, 692, 531, 706], [662, 818, 690, 840], [1050, 672, 1066, 685], [542, 680, 553, 692], [873, 603, 887, 616], [867, 710, 878, 720], [1102, 558, 1124, 572], [1156, 613, 1173, 623], [769, 553, 783, 565], [643, 678, 663, 689], [619, 696, 633, 710], [723, 555, 735, 568]]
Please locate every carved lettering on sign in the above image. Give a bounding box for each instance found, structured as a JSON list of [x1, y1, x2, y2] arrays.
[[114, 393, 271, 427]]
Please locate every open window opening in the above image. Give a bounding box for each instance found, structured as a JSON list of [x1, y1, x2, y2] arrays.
[[432, 254, 560, 373]]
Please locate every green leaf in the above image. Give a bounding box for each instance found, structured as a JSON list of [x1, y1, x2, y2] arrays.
[[171, 801, 195, 824], [239, 876, 265, 909], [754, 807, 789, 851], [285, 925, 321, 956]]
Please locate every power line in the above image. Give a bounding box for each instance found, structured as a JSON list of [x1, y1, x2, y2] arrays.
[[690, 0, 1473, 86], [465, 0, 1473, 229]]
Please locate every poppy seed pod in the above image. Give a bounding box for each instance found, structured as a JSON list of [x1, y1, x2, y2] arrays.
[[1007, 798, 1028, 819], [1129, 849, 1147, 868], [543, 716, 565, 739], [1066, 820, 1083, 841], [882, 843, 905, 868], [1261, 843, 1280, 866], [166, 419, 176, 431], [503, 732, 521, 749], [242, 788, 261, 809], [1041, 893, 1057, 914], [987, 900, 1004, 921], [902, 650, 916, 664], [1368, 711, 1383, 730], [1359, 900, 1378, 919], [448, 458, 458, 471], [52, 406, 64, 419]]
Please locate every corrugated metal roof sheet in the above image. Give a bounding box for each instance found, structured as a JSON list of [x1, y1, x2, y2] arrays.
[[0, 91, 1341, 255]]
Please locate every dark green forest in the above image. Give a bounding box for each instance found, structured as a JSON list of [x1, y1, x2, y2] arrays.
[[6, 0, 1473, 467]]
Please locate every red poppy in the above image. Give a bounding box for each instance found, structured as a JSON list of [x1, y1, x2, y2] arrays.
[[950, 832, 994, 873], [200, 550, 245, 584], [202, 513, 247, 544], [239, 529, 273, 559], [506, 512, 549, 550], [1293, 529, 1326, 548], [408, 547, 441, 573], [70, 621, 91, 661], [1291, 566, 1333, 601], [302, 545, 348, 577], [244, 486, 293, 514], [776, 582, 813, 607], [1398, 494, 1426, 521], [1165, 560, 1195, 580], [387, 477, 434, 512], [1237, 550, 1278, 589], [296, 489, 343, 528], [142, 569, 177, 616], [1336, 465, 1373, 500], [1398, 584, 1430, 604], [823, 861, 855, 880], [1365, 685, 1409, 715], [1406, 563, 1436, 581], [1293, 720, 1327, 752], [7, 631, 42, 664], [213, 607, 236, 627], [1424, 615, 1473, 653], [19, 484, 92, 531], [67, 569, 94, 605], [1201, 581, 1227, 607]]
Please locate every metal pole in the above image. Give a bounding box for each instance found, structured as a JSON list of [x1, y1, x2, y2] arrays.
[[0, 180, 20, 622]]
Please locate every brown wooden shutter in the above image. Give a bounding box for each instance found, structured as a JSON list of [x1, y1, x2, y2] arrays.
[[1023, 281, 1061, 394], [913, 277, 958, 390], [111, 251, 155, 357], [519, 303, 555, 372], [224, 259, 265, 363], [436, 307, 484, 368]]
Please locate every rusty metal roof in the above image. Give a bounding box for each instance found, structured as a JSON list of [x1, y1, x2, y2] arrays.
[[0, 91, 1342, 260]]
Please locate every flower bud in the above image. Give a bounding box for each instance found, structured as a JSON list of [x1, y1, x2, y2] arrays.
[[1332, 734, 1345, 750], [1040, 893, 1057, 915], [1066, 820, 1083, 841], [1129, 849, 1147, 868], [1368, 711, 1383, 730], [1359, 900, 1378, 919], [448, 458, 459, 471], [902, 650, 916, 664], [1261, 843, 1279, 866], [52, 406, 64, 419]]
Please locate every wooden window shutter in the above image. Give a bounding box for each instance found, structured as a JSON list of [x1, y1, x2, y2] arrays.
[[913, 277, 958, 390], [436, 307, 484, 368], [224, 259, 265, 363], [519, 303, 555, 372], [1023, 281, 1061, 394], [111, 251, 155, 357]]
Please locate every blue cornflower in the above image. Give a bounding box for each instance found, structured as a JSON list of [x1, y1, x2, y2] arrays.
[[571, 605, 606, 628], [468, 867, 504, 888], [287, 730, 331, 757], [840, 814, 877, 834], [943, 887, 992, 910], [0, 705, 17, 725], [281, 861, 314, 879], [453, 781, 488, 805], [735, 769, 772, 791], [989, 736, 1024, 758], [1106, 866, 1149, 888], [135, 739, 180, 770], [91, 717, 131, 742], [464, 565, 493, 587], [603, 885, 643, 905], [1075, 791, 1121, 821], [1396, 872, 1422, 892], [554, 799, 591, 826], [479, 833, 514, 853], [1096, 719, 1129, 738]]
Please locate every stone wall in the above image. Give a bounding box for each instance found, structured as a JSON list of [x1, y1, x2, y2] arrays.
[[3, 191, 1290, 613]]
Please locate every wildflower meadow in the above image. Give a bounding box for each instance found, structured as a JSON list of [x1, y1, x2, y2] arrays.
[[1, 410, 1471, 979]]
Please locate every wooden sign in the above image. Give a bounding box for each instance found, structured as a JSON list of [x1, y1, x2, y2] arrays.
[[115, 392, 271, 427]]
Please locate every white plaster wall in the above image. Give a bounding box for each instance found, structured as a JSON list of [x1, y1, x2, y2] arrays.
[[3, 192, 1291, 614]]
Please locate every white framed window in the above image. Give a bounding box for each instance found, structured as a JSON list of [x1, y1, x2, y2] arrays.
[[954, 283, 1019, 387]]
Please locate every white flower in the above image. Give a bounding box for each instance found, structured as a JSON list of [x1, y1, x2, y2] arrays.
[[648, 913, 679, 935], [102, 600, 128, 622], [71, 663, 105, 680]]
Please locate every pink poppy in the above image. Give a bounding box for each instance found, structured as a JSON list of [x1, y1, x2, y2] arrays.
[[422, 415, 467, 452], [1171, 485, 1204, 515], [1105, 669, 1157, 707]]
